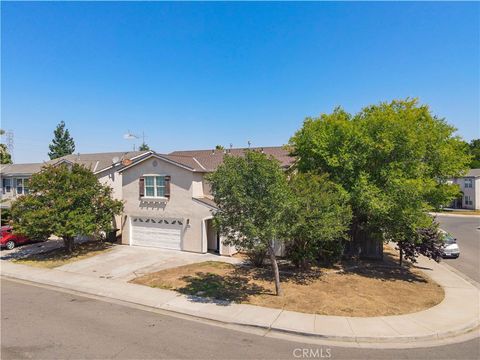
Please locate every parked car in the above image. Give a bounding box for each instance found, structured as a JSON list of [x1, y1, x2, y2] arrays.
[[0, 226, 30, 250], [439, 229, 460, 258]]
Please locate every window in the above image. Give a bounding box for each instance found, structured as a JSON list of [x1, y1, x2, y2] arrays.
[[144, 176, 166, 198], [465, 195, 473, 206], [15, 178, 29, 195], [464, 178, 473, 188], [2, 178, 12, 193]]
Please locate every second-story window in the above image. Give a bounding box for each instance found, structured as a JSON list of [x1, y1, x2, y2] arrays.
[[464, 178, 473, 188], [145, 176, 165, 197]]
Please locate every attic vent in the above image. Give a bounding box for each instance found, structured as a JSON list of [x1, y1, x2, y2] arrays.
[[152, 160, 158, 167]]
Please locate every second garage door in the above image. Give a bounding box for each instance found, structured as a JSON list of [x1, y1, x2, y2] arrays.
[[131, 217, 182, 250]]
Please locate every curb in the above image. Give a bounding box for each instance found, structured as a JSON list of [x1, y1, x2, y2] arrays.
[[430, 212, 480, 218], [2, 264, 479, 347], [2, 273, 479, 348]]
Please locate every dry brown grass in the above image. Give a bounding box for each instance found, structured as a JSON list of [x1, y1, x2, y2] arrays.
[[131, 247, 444, 317], [13, 241, 113, 269]]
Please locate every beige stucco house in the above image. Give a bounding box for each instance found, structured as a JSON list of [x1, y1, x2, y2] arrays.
[[118, 147, 292, 256]]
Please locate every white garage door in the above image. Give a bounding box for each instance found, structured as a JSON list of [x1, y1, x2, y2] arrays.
[[131, 217, 182, 250]]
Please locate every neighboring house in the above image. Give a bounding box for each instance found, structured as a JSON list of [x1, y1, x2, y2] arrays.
[[118, 147, 292, 256], [449, 169, 480, 210], [0, 151, 151, 217]]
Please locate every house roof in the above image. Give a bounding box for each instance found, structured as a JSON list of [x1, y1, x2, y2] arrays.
[[466, 169, 480, 177], [0, 151, 151, 176], [192, 196, 218, 209], [0, 163, 45, 176], [168, 146, 294, 172]]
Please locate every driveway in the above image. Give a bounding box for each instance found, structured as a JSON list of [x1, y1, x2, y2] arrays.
[[55, 245, 243, 281]]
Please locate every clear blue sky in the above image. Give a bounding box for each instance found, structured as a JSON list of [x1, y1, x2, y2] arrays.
[[2, 1, 479, 163]]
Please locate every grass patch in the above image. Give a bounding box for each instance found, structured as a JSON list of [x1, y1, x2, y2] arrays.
[[13, 241, 113, 269], [131, 248, 444, 317]]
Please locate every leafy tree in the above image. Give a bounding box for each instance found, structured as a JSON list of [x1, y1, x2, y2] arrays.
[[286, 173, 352, 269], [139, 142, 150, 151], [289, 99, 470, 261], [11, 164, 123, 253], [215, 145, 224, 150], [0, 129, 12, 164], [48, 121, 76, 160], [207, 150, 292, 296], [468, 139, 480, 168]]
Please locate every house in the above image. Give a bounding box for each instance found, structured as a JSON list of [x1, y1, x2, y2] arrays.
[[0, 147, 292, 256], [118, 147, 293, 256], [449, 169, 480, 210]]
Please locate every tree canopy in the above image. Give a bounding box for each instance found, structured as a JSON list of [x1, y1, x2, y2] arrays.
[[207, 150, 292, 295], [468, 139, 480, 168], [11, 164, 123, 253], [48, 121, 76, 160], [289, 99, 470, 256]]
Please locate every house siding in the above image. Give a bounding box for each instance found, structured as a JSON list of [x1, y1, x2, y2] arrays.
[[120, 157, 214, 253]]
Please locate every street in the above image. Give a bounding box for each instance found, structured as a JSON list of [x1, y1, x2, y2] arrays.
[[436, 215, 480, 283], [1, 279, 479, 360]]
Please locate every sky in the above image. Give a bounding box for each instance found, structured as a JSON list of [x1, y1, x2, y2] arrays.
[[2, 1, 479, 163]]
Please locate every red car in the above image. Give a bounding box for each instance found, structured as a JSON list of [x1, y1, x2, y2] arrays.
[[1, 226, 30, 250]]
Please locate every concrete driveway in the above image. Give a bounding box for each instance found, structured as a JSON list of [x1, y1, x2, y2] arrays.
[[55, 245, 243, 281]]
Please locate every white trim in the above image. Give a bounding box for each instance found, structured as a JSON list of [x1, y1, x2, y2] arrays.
[[118, 153, 195, 173], [201, 216, 213, 253], [93, 151, 154, 175]]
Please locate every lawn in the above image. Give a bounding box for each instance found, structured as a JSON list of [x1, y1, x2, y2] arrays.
[[13, 240, 113, 269], [131, 247, 444, 317]]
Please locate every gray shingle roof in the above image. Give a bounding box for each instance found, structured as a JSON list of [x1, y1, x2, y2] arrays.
[[466, 169, 480, 177], [0, 163, 44, 175]]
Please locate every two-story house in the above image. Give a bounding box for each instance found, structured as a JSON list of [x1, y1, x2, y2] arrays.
[[449, 169, 480, 210], [117, 147, 292, 255]]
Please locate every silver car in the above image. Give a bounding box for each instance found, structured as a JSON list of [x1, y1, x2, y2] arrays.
[[440, 229, 460, 258]]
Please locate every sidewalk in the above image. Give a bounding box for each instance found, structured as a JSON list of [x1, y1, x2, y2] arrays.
[[1, 255, 479, 344]]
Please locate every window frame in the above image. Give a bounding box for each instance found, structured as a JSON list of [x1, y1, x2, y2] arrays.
[[464, 178, 473, 188], [15, 177, 29, 195], [143, 174, 167, 199], [2, 178, 12, 193]]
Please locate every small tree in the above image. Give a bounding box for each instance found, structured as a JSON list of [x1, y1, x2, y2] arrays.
[[207, 150, 292, 296], [286, 173, 352, 269], [0, 129, 12, 164], [48, 121, 76, 160], [139, 142, 150, 151], [11, 164, 123, 253], [396, 219, 444, 267]]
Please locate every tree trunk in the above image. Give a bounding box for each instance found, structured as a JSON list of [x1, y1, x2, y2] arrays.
[[63, 236, 74, 254], [399, 247, 403, 267], [268, 241, 283, 296]]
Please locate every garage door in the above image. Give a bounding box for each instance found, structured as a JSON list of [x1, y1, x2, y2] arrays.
[[131, 217, 182, 250]]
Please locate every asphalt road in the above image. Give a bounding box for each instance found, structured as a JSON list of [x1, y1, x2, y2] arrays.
[[1, 279, 479, 360], [436, 215, 480, 283]]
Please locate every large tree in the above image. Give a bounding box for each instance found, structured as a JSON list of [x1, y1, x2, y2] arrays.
[[289, 99, 470, 259], [48, 121, 76, 160], [286, 173, 352, 269], [11, 164, 123, 253], [207, 150, 292, 296]]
